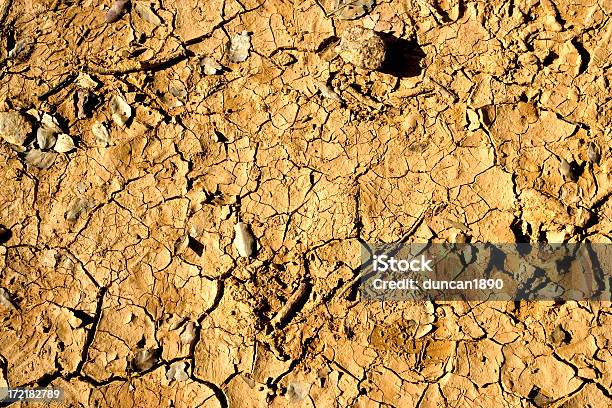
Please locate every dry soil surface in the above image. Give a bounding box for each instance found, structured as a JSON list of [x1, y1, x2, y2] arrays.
[[0, 0, 611, 407]]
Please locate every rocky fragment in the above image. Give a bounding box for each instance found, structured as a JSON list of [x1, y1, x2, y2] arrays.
[[228, 31, 251, 63], [65, 198, 92, 221], [7, 40, 26, 59], [335, 26, 386, 70], [201, 57, 222, 75], [76, 73, 99, 89], [233, 221, 256, 257], [174, 234, 189, 255], [169, 81, 187, 102], [286, 382, 309, 401], [105, 0, 129, 23], [331, 0, 376, 20], [316, 81, 342, 102], [166, 362, 189, 382], [466, 108, 481, 131], [110, 94, 132, 126], [35, 113, 62, 149], [134, 2, 162, 26], [76, 90, 90, 119], [131, 349, 158, 372], [180, 321, 197, 345], [92, 122, 111, 147], [40, 113, 62, 133], [25, 149, 57, 169], [0, 111, 32, 146], [415, 323, 435, 339], [54, 134, 76, 153], [270, 282, 310, 329], [37, 128, 57, 150], [40, 249, 59, 268], [587, 143, 601, 163], [559, 159, 577, 181], [0, 226, 11, 244], [530, 386, 553, 407], [550, 325, 569, 345], [0, 288, 16, 311]]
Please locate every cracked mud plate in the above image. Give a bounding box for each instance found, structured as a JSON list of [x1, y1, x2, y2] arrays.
[[0, 0, 610, 407]]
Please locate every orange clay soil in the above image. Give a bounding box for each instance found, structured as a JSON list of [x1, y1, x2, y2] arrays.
[[0, 0, 611, 406]]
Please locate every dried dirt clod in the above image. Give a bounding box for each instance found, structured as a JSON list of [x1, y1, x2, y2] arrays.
[[336, 26, 386, 70], [25, 149, 57, 169], [587, 143, 601, 163], [233, 221, 256, 257], [0, 111, 32, 146], [105, 0, 130, 23], [550, 325, 569, 345], [228, 31, 252, 63], [517, 101, 539, 123], [559, 158, 578, 181]]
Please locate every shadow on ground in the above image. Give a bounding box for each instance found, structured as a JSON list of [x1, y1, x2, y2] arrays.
[[378, 33, 425, 78]]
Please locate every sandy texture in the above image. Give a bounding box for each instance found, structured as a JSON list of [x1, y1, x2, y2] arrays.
[[0, 0, 611, 406]]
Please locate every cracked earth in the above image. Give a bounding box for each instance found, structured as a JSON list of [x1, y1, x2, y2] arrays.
[[0, 0, 611, 406]]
